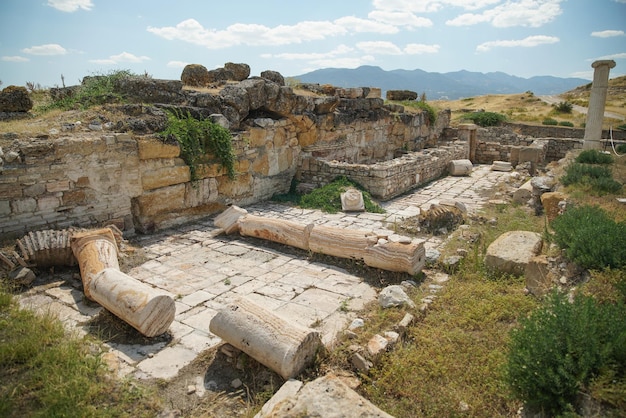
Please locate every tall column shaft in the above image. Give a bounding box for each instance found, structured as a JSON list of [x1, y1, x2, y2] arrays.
[[583, 60, 616, 150]]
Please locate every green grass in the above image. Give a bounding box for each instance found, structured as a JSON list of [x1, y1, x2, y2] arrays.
[[0, 285, 162, 417], [273, 176, 385, 214]]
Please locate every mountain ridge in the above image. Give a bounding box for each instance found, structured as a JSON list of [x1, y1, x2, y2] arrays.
[[293, 65, 589, 100]]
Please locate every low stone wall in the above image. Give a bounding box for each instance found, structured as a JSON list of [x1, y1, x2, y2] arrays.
[[502, 122, 626, 141], [297, 141, 468, 200]]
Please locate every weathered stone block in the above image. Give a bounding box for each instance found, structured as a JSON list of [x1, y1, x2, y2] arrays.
[[217, 173, 253, 199], [525, 255, 552, 296], [540, 191, 567, 222], [132, 184, 186, 217], [141, 165, 191, 191], [485, 231, 543, 276], [137, 139, 180, 160]]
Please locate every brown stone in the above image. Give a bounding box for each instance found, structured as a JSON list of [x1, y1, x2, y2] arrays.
[[132, 184, 185, 217], [224, 62, 250, 81], [181, 64, 210, 87], [525, 255, 552, 296], [0, 85, 33, 112], [217, 173, 253, 199], [137, 138, 180, 160], [141, 165, 190, 191], [541, 191, 568, 222]]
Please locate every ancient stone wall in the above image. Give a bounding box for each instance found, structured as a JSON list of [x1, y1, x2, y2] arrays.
[[298, 141, 467, 200], [0, 133, 141, 238]]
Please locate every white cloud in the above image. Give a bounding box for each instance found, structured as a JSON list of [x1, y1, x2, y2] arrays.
[[591, 30, 625, 38], [589, 52, 626, 61], [357, 41, 403, 55], [22, 43, 68, 55], [447, 0, 563, 28], [2, 56, 30, 62], [372, 0, 501, 13], [167, 61, 189, 68], [89, 51, 151, 65], [476, 35, 559, 52], [404, 43, 440, 54], [268, 45, 354, 61], [367, 10, 433, 28], [47, 0, 93, 12], [148, 15, 405, 49]]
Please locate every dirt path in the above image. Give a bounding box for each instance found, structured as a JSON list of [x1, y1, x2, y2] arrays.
[[539, 95, 625, 121]]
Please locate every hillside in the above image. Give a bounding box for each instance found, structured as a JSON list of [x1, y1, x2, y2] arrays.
[[294, 65, 589, 100], [430, 75, 626, 129]]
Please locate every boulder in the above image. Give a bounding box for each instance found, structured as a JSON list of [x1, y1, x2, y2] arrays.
[[207, 67, 234, 83], [386, 89, 418, 101], [540, 191, 568, 222], [260, 70, 285, 86], [224, 62, 250, 81], [0, 86, 33, 112], [114, 77, 184, 104], [485, 231, 543, 276], [525, 255, 552, 296], [254, 374, 394, 418], [379, 285, 415, 308], [181, 64, 210, 87]]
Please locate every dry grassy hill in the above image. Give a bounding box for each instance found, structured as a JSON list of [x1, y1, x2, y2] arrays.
[[432, 75, 626, 129]]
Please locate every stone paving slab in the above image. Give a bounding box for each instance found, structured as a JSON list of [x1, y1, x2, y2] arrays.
[[16, 165, 510, 381]]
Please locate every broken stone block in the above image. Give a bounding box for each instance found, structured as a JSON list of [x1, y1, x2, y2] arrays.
[[485, 231, 543, 276], [513, 179, 533, 204], [340, 188, 365, 212], [9, 266, 35, 286], [525, 255, 552, 296], [491, 161, 512, 172], [448, 159, 473, 176], [379, 285, 415, 308], [351, 352, 372, 373], [540, 191, 568, 222]]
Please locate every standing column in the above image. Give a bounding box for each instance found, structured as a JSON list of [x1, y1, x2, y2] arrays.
[[583, 60, 616, 150]]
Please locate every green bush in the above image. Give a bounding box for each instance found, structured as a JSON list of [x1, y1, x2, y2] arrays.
[[43, 69, 136, 111], [291, 176, 384, 214], [575, 149, 614, 164], [551, 205, 626, 269], [542, 118, 558, 125], [560, 163, 622, 194], [461, 111, 506, 127], [558, 121, 574, 127], [506, 291, 626, 416], [616, 143, 626, 153], [555, 101, 573, 113], [160, 110, 235, 180], [616, 124, 626, 132]]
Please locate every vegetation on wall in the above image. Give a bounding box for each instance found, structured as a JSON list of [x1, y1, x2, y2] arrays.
[[273, 176, 384, 214], [159, 110, 236, 181], [40, 69, 139, 111], [400, 100, 437, 124]]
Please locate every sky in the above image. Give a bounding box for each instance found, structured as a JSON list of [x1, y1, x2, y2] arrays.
[[1, 0, 625, 89]]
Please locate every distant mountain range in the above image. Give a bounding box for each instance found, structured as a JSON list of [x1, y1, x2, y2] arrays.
[[293, 65, 589, 100]]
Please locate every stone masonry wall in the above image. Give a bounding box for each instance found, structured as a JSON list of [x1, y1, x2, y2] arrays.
[[0, 133, 141, 238], [298, 141, 468, 200]]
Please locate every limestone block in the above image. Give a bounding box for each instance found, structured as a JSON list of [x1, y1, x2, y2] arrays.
[[141, 164, 190, 191], [214, 205, 248, 234], [379, 285, 415, 308], [513, 179, 533, 204], [540, 191, 568, 222], [137, 138, 180, 160], [519, 147, 543, 164], [485, 231, 543, 276], [448, 159, 473, 176], [491, 161, 512, 172], [209, 297, 322, 380], [132, 184, 186, 217], [255, 374, 394, 418], [217, 173, 253, 199], [525, 255, 552, 296], [340, 188, 365, 212]]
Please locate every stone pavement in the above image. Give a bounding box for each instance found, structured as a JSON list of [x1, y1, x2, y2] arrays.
[[17, 165, 510, 381]]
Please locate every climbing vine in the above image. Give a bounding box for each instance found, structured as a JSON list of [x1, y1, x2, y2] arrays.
[[160, 110, 236, 181]]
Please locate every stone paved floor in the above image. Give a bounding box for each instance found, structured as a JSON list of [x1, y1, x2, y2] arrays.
[[18, 165, 510, 380]]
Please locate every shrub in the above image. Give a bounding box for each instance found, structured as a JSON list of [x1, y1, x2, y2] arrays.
[[558, 121, 574, 127], [461, 111, 506, 127], [159, 110, 235, 180], [542, 118, 558, 125], [616, 124, 626, 132], [297, 176, 384, 214], [575, 149, 614, 165], [401, 100, 436, 124], [551, 205, 626, 269], [555, 101, 573, 113], [617, 143, 626, 153], [506, 291, 626, 416], [560, 163, 622, 194]]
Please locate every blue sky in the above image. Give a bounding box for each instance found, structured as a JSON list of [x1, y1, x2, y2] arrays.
[[1, 0, 625, 88]]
